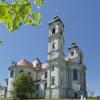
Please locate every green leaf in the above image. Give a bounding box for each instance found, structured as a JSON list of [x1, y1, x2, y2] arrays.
[[20, 0, 28, 3], [34, 0, 44, 8], [32, 19, 40, 26], [0, 0, 44, 31], [32, 12, 41, 19], [24, 18, 32, 25]]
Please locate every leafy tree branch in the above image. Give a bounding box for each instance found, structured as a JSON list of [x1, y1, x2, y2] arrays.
[[0, 0, 44, 31]]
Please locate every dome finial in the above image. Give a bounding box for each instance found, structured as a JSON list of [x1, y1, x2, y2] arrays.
[[55, 9, 58, 16], [53, 9, 59, 19]]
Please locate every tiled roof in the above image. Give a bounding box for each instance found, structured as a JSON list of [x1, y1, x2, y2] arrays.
[[12, 58, 47, 70], [17, 59, 33, 69], [42, 63, 48, 69]]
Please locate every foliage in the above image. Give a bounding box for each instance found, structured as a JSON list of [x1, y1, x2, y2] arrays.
[[0, 98, 100, 100], [0, 0, 44, 31], [88, 96, 100, 99], [0, 99, 99, 100], [96, 96, 100, 99], [12, 71, 36, 100]]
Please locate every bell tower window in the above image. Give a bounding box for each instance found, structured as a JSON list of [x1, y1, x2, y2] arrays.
[[52, 28, 55, 34], [71, 51, 74, 56], [52, 42, 55, 49]]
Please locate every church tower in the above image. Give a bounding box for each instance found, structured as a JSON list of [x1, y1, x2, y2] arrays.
[[66, 42, 87, 99], [46, 16, 66, 98]]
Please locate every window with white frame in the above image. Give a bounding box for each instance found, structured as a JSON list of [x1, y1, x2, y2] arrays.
[[45, 72, 47, 78], [51, 76, 55, 85], [52, 42, 55, 49], [52, 65, 55, 71]]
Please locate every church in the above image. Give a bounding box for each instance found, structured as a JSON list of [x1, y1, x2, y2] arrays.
[[4, 16, 87, 99]]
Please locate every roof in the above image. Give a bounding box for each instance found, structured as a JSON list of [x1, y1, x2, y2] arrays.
[[49, 16, 64, 27], [9, 58, 47, 70], [17, 59, 33, 69], [42, 63, 48, 69], [68, 42, 79, 49]]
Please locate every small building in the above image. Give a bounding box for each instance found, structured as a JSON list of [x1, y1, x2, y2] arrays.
[[7, 58, 47, 98]]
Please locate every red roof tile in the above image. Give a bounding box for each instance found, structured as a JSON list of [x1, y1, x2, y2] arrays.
[[17, 59, 33, 69]]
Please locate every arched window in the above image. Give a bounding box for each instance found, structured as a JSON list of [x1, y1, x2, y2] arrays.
[[10, 70, 14, 78], [52, 42, 55, 49], [71, 51, 74, 56], [52, 28, 55, 34], [52, 65, 55, 71], [51, 76, 55, 85], [73, 69, 78, 80], [45, 72, 47, 78]]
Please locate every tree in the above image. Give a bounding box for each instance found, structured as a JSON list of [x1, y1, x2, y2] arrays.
[[0, 0, 44, 32], [12, 72, 36, 100]]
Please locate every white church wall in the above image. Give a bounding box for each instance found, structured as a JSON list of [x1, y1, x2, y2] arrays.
[[51, 66, 59, 87], [7, 78, 14, 97], [51, 89, 59, 98], [37, 71, 42, 80]]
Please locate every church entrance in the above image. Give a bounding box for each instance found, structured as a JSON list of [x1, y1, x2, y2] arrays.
[[74, 93, 77, 99]]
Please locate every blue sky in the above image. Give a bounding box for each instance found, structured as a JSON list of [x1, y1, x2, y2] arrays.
[[0, 0, 100, 96]]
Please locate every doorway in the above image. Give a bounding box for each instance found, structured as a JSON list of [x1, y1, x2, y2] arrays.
[[74, 93, 77, 99]]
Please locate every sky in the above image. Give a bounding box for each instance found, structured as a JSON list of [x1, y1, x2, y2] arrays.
[[0, 0, 100, 96]]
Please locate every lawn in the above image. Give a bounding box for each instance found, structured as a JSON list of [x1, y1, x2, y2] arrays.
[[0, 99, 70, 100], [0, 98, 100, 100]]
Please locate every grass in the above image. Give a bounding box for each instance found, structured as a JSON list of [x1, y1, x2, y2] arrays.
[[0, 98, 99, 100]]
